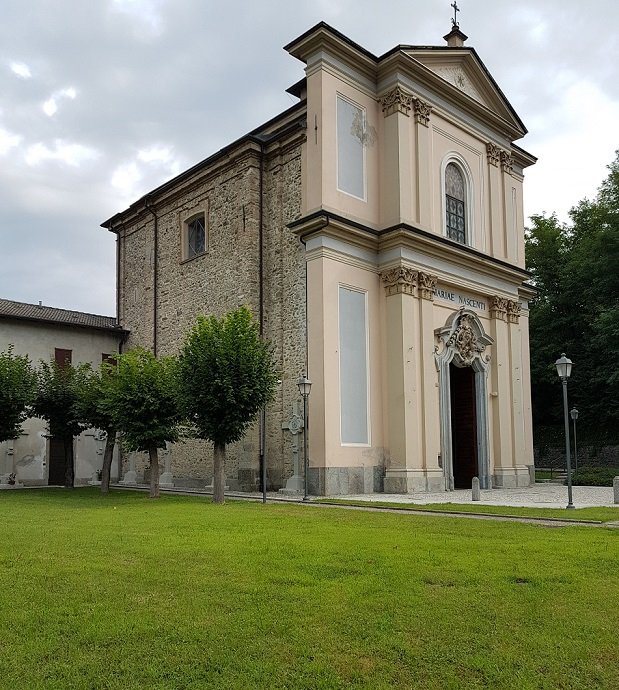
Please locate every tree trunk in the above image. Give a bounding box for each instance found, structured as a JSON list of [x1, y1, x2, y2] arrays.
[[100, 431, 116, 495], [149, 446, 160, 498], [64, 437, 74, 488], [213, 441, 226, 504]]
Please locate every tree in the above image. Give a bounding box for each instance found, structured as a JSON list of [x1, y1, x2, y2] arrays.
[[0, 346, 37, 444], [106, 348, 181, 498], [526, 150, 619, 441], [74, 362, 118, 494], [178, 306, 278, 504], [32, 360, 88, 487]]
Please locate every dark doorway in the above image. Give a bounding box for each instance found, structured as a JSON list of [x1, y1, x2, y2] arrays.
[[449, 363, 478, 489], [48, 438, 66, 485]]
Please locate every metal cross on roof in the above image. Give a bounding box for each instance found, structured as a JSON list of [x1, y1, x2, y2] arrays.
[[451, 1, 460, 27]]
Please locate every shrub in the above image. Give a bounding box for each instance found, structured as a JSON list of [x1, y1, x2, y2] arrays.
[[569, 467, 619, 487]]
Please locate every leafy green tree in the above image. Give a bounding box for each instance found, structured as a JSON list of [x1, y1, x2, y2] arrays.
[[178, 306, 278, 504], [526, 150, 619, 441], [74, 362, 118, 494], [106, 348, 181, 498], [0, 346, 37, 444], [32, 360, 88, 487]]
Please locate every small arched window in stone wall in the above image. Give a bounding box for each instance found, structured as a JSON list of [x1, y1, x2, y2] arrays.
[[184, 213, 206, 260], [445, 162, 466, 244]]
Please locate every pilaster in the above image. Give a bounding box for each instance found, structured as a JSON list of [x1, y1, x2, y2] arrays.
[[489, 295, 514, 481], [412, 96, 433, 229], [382, 266, 442, 492], [486, 143, 504, 258], [379, 86, 413, 226], [418, 274, 442, 485], [507, 304, 526, 478], [381, 267, 420, 489]]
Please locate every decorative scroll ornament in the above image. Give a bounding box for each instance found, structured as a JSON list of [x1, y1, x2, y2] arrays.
[[486, 143, 501, 167], [500, 150, 513, 175], [412, 97, 432, 127], [447, 313, 486, 366], [287, 413, 303, 435], [418, 271, 438, 300], [380, 266, 418, 296], [380, 86, 413, 117], [506, 300, 522, 323]]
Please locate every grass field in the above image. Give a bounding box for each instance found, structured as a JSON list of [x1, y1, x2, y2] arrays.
[[316, 498, 619, 523], [1, 488, 618, 689]]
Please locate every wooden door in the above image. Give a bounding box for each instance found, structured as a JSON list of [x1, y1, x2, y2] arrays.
[[48, 438, 66, 485], [449, 363, 478, 489]]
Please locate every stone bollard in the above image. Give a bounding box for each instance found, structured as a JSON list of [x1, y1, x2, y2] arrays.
[[472, 476, 481, 501], [614, 477, 619, 505]]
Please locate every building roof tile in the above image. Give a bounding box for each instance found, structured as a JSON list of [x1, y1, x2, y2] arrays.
[[0, 298, 126, 334]]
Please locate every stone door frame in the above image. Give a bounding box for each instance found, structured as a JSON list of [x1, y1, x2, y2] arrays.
[[435, 308, 493, 490]]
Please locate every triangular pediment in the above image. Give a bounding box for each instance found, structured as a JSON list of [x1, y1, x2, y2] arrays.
[[400, 47, 526, 136]]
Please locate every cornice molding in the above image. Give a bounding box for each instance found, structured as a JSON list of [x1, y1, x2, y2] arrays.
[[289, 210, 531, 288]]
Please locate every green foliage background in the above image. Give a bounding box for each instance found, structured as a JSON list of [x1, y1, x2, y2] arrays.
[[526, 151, 619, 446], [0, 346, 37, 443]]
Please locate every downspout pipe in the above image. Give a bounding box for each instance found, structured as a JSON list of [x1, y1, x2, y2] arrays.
[[258, 141, 266, 501], [115, 230, 121, 328], [145, 199, 158, 356]]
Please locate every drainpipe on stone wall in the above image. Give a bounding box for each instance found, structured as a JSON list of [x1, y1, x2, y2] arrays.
[[115, 231, 121, 328], [258, 141, 267, 502], [145, 199, 158, 356]]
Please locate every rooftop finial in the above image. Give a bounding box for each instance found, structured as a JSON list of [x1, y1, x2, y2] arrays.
[[444, 1, 467, 47], [451, 1, 460, 28]]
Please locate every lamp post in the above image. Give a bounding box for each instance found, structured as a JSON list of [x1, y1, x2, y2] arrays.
[[570, 407, 579, 476], [555, 354, 575, 510], [297, 374, 312, 501]]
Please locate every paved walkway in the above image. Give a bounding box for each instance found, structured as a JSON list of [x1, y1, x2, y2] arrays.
[[339, 484, 618, 509], [117, 482, 618, 509]]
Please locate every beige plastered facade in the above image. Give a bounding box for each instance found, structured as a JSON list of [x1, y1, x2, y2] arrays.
[[0, 316, 123, 486], [105, 22, 536, 495]]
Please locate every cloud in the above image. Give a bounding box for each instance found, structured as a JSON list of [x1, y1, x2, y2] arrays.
[[0, 0, 618, 316], [0, 128, 21, 155], [10, 61, 32, 78], [25, 140, 100, 167], [109, 0, 166, 38], [42, 87, 77, 117]]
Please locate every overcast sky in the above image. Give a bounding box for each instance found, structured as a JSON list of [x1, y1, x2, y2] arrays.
[[1, 0, 617, 316]]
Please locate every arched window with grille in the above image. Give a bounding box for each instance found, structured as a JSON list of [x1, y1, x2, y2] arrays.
[[445, 162, 467, 244]]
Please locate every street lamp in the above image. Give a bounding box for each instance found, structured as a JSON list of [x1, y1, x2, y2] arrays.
[[297, 374, 312, 501], [570, 408, 579, 475], [555, 354, 575, 510]]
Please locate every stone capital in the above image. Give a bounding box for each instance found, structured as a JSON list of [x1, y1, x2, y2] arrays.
[[412, 97, 432, 127], [506, 299, 521, 323], [491, 295, 508, 321], [418, 271, 438, 300], [380, 86, 413, 117], [380, 266, 418, 296], [500, 150, 513, 175], [486, 143, 501, 167]]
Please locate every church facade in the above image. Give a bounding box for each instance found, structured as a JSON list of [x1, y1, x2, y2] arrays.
[[103, 21, 536, 495]]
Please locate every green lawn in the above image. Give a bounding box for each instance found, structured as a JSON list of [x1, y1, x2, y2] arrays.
[[1, 489, 618, 690], [316, 498, 619, 523]]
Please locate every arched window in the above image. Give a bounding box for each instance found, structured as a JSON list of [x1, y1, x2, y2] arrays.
[[445, 162, 466, 244]]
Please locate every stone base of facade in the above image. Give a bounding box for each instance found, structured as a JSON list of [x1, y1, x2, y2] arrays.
[[308, 465, 384, 496], [492, 466, 533, 488], [383, 469, 446, 494]]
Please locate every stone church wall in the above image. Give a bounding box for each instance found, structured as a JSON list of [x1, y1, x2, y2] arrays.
[[117, 133, 306, 489]]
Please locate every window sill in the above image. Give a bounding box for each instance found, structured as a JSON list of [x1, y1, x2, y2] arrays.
[[180, 251, 207, 265]]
